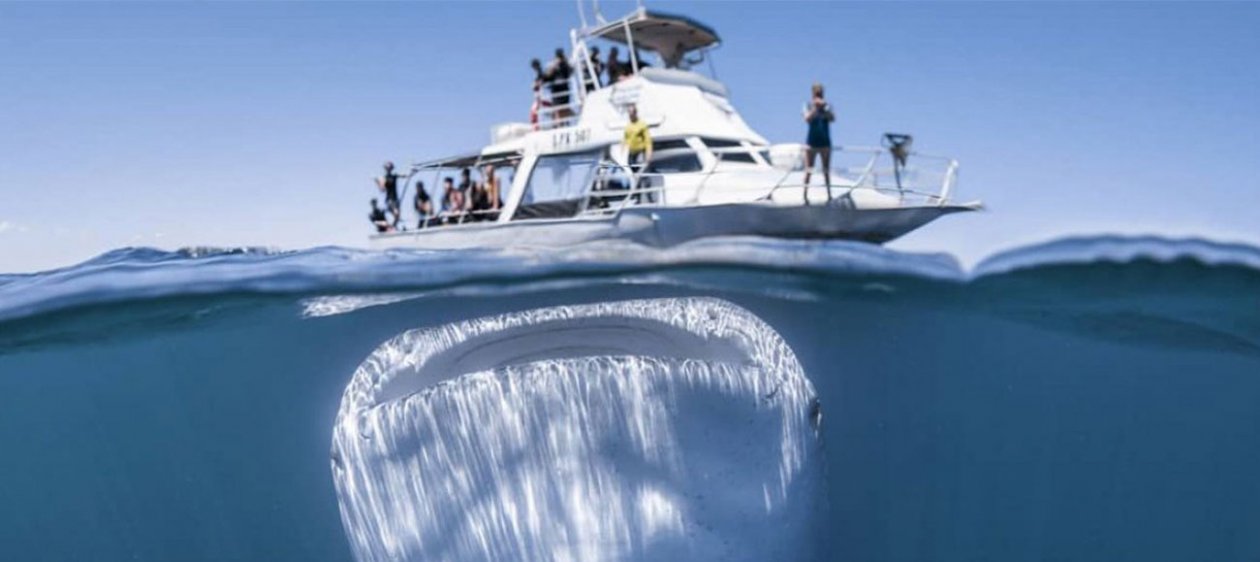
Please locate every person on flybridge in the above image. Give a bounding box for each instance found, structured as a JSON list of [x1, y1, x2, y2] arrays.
[[585, 46, 604, 92], [545, 48, 574, 121], [607, 47, 628, 83]]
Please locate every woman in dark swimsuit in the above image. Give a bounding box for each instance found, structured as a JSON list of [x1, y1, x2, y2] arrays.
[[802, 83, 835, 203]]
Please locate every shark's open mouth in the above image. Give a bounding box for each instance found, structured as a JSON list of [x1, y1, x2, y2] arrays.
[[331, 298, 822, 561]]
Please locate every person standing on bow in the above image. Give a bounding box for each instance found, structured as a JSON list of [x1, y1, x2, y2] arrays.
[[802, 83, 835, 203]]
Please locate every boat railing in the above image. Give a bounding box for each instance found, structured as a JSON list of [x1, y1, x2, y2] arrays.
[[577, 143, 960, 217], [403, 208, 506, 232], [533, 97, 582, 131], [813, 145, 961, 205], [389, 142, 961, 232]]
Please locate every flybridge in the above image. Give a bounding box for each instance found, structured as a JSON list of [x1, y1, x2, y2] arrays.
[[580, 8, 721, 69], [540, 8, 728, 134]]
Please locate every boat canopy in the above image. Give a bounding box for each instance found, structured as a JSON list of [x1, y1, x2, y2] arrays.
[[587, 9, 720, 61], [412, 150, 522, 171]]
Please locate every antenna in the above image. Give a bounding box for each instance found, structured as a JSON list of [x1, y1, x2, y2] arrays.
[[592, 0, 606, 25], [576, 0, 588, 29]]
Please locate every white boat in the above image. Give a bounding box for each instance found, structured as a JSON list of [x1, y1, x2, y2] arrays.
[[372, 6, 981, 250]]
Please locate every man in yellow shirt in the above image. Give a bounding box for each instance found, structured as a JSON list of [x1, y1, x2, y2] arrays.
[[623, 104, 653, 201], [623, 104, 652, 170]]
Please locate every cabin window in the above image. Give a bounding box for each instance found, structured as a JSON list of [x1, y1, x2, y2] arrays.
[[647, 138, 703, 174], [653, 139, 691, 152], [514, 149, 602, 220], [701, 138, 757, 164], [647, 154, 702, 174]]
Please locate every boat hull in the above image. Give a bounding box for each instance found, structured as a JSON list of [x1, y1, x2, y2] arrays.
[[369, 202, 977, 250]]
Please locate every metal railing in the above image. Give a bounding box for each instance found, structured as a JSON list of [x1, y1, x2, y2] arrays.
[[382, 143, 961, 234], [575, 143, 961, 218]]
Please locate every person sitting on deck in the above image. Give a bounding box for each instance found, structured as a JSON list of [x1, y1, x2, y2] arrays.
[[473, 164, 503, 221], [468, 180, 491, 222], [457, 167, 474, 194], [369, 199, 393, 233], [486, 165, 503, 210], [375, 161, 403, 227], [413, 180, 434, 228], [441, 176, 466, 224]]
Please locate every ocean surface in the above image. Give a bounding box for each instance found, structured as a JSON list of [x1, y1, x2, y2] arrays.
[[1, 235, 1258, 561]]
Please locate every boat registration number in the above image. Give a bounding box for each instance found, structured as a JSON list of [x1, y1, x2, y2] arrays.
[[551, 128, 592, 150]]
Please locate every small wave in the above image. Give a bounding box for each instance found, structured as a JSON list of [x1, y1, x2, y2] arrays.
[[0, 238, 961, 325], [67, 246, 289, 270], [5, 235, 1260, 327], [973, 235, 1260, 278]]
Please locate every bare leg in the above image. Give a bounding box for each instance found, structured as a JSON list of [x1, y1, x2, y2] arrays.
[[820, 147, 832, 202], [803, 148, 818, 204]]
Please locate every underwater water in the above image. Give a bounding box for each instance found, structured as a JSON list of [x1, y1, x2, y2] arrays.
[[1, 235, 1258, 561]]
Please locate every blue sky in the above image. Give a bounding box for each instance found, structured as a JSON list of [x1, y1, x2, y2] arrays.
[[1, 1, 1257, 272]]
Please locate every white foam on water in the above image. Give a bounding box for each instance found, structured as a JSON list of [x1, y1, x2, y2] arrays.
[[301, 293, 424, 318], [330, 298, 822, 561]]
